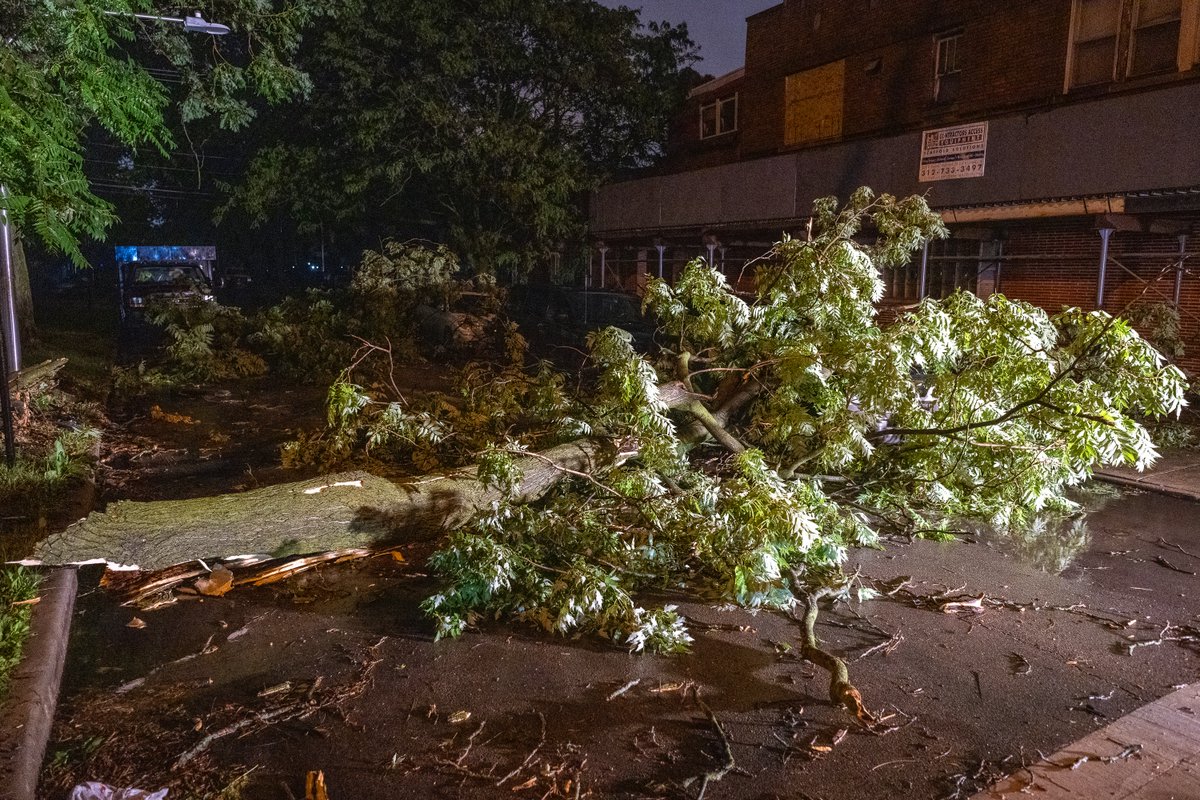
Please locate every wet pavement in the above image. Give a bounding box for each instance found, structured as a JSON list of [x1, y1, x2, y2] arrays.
[[39, 485, 1200, 800]]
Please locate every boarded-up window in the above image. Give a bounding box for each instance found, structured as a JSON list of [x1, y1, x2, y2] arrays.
[[1071, 0, 1121, 85], [1130, 0, 1182, 75], [784, 60, 844, 146]]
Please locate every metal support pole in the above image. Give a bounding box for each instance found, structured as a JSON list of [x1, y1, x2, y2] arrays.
[[0, 186, 14, 465], [655, 244, 666, 280], [1175, 234, 1187, 309], [0, 185, 20, 375], [994, 240, 1004, 295], [918, 239, 930, 299], [0, 309, 12, 466], [706, 243, 717, 268], [1096, 227, 1114, 310], [598, 246, 609, 289]]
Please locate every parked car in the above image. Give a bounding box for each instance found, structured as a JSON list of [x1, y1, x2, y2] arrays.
[[508, 285, 656, 353], [122, 261, 215, 320]]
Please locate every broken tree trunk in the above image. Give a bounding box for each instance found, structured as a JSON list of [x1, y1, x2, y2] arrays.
[[31, 378, 749, 573], [9, 358, 68, 392], [33, 439, 623, 571]]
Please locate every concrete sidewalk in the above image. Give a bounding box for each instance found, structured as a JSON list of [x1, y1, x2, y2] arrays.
[[970, 683, 1200, 800]]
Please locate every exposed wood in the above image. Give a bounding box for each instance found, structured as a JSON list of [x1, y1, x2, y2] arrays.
[[9, 358, 68, 392], [33, 438, 623, 571]]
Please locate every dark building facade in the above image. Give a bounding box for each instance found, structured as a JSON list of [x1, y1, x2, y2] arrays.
[[589, 0, 1200, 371]]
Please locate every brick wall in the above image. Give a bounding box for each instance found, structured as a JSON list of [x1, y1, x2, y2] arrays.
[[998, 219, 1200, 374], [662, 1, 1077, 167]]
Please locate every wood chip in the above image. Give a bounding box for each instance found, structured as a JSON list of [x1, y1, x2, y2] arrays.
[[194, 564, 234, 597], [305, 770, 329, 800]]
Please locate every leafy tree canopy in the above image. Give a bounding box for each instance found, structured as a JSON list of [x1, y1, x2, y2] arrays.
[[224, 0, 698, 274], [0, 0, 332, 264]]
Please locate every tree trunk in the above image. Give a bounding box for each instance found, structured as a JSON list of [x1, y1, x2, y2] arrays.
[[13, 236, 33, 345], [32, 440, 619, 571]]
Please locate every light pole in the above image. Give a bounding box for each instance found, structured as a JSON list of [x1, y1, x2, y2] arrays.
[[0, 9, 230, 466]]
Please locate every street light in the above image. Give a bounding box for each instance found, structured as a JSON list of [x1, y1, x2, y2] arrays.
[[103, 10, 232, 36], [0, 9, 230, 466]]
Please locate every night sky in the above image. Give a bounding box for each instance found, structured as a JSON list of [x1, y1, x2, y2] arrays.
[[597, 0, 781, 77]]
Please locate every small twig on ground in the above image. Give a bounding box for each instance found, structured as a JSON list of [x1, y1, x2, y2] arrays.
[[174, 703, 307, 770], [1121, 622, 1200, 655], [495, 712, 547, 787], [1147, 537, 1200, 561], [682, 696, 737, 800], [855, 630, 904, 661], [454, 720, 487, 767], [1153, 556, 1196, 575], [606, 678, 640, 701]]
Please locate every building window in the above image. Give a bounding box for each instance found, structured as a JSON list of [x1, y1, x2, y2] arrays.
[[1130, 0, 1182, 76], [934, 32, 962, 103], [700, 95, 738, 139], [1069, 0, 1191, 88], [784, 60, 845, 146], [1071, 0, 1121, 86]]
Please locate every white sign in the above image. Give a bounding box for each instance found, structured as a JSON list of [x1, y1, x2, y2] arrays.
[[918, 122, 988, 182]]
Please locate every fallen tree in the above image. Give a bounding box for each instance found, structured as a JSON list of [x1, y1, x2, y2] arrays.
[[35, 191, 1189, 726]]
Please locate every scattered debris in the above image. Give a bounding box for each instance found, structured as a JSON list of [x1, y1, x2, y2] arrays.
[[305, 770, 329, 800], [1007, 652, 1032, 676], [1120, 622, 1200, 655], [447, 710, 472, 724], [150, 405, 198, 425], [68, 782, 168, 800], [302, 480, 364, 495], [940, 596, 985, 615], [1153, 556, 1196, 576], [1147, 537, 1200, 561], [682, 696, 737, 800], [606, 678, 640, 701], [126, 617, 146, 629], [193, 564, 234, 597], [1057, 741, 1142, 770]]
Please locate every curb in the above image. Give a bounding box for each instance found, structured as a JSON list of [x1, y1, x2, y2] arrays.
[[1092, 471, 1200, 502], [0, 567, 78, 800]]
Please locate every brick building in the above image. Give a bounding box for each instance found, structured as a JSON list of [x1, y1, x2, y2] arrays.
[[588, 0, 1200, 371]]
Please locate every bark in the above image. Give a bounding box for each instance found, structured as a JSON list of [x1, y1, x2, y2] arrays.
[[10, 358, 67, 392], [33, 439, 619, 571], [13, 236, 33, 343]]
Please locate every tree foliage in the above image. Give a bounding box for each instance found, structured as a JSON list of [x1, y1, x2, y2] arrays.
[[0, 0, 331, 263], [225, 0, 698, 274], [310, 190, 1187, 658]]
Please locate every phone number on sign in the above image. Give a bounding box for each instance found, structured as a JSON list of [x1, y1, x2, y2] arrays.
[[920, 161, 984, 180]]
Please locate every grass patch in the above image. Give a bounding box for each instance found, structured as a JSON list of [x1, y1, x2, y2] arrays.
[[0, 566, 41, 698]]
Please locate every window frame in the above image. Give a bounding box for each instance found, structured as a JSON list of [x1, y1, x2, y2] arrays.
[[933, 30, 964, 103], [699, 94, 739, 140], [1128, 0, 1184, 76], [1065, 0, 1198, 91]]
